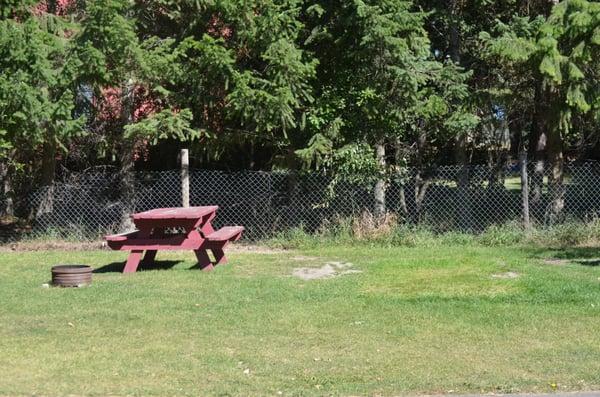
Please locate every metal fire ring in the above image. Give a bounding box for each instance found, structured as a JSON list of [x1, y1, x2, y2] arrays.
[[51, 265, 92, 287]]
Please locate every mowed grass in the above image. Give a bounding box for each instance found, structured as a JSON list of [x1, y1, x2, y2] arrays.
[[1, 244, 600, 396]]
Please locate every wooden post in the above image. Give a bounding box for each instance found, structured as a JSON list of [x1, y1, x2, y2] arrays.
[[373, 140, 386, 220], [519, 151, 530, 229], [181, 148, 190, 208]]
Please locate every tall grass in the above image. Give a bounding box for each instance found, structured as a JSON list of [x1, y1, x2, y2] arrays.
[[266, 212, 600, 249]]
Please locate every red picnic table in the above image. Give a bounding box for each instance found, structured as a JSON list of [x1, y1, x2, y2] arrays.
[[105, 206, 244, 273]]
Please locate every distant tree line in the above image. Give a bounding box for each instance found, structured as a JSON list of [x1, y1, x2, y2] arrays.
[[0, 0, 598, 221]]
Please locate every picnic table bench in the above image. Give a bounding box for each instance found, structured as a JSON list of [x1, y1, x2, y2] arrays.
[[105, 206, 244, 273]]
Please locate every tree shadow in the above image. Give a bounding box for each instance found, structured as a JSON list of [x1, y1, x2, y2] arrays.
[[540, 247, 600, 259], [94, 260, 182, 273], [526, 246, 600, 266], [574, 259, 600, 267]]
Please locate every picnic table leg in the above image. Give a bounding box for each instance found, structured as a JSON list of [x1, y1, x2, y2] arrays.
[[142, 250, 157, 266], [194, 249, 214, 271], [123, 250, 143, 273], [212, 248, 228, 265]]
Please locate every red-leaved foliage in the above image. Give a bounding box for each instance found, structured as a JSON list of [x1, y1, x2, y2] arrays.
[[207, 14, 233, 40], [33, 0, 76, 16], [96, 86, 161, 124], [94, 86, 164, 162]]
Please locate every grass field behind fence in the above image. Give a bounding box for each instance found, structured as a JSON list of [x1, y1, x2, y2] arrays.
[[1, 243, 600, 396]]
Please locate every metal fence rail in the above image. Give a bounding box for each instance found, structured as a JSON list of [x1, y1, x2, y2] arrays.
[[3, 162, 600, 241]]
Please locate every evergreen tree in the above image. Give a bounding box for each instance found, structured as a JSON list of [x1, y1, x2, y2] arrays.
[[75, 0, 197, 225], [299, 0, 477, 218], [147, 0, 318, 169], [483, 0, 599, 219], [0, 2, 83, 216], [536, 0, 599, 217]]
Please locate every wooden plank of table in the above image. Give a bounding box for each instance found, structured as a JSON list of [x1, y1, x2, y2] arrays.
[[107, 234, 204, 251], [131, 206, 218, 220]]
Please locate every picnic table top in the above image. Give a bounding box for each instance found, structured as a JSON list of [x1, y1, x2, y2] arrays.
[[131, 206, 218, 221]]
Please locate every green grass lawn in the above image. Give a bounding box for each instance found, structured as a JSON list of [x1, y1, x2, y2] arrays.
[[1, 244, 600, 396]]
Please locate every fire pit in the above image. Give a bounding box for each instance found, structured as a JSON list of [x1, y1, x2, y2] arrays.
[[51, 265, 92, 287]]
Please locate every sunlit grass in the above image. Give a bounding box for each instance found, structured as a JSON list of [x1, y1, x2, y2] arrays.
[[1, 245, 599, 396]]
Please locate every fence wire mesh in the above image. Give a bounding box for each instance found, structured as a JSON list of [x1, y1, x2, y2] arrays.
[[3, 162, 600, 241]]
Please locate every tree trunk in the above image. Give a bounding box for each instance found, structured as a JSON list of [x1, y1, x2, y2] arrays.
[[544, 0, 563, 222], [486, 146, 508, 188], [528, 0, 559, 208], [373, 139, 386, 219], [531, 135, 546, 205], [119, 140, 136, 231], [494, 153, 508, 187], [546, 122, 564, 222], [394, 137, 408, 217], [413, 175, 431, 224], [530, 82, 547, 205], [119, 82, 136, 231], [448, 0, 461, 64], [413, 128, 429, 223], [0, 160, 14, 217], [398, 185, 408, 218], [487, 119, 510, 188], [519, 151, 531, 229], [35, 139, 57, 218], [532, 81, 563, 221]]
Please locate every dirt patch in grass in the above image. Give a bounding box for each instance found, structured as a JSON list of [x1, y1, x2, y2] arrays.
[[491, 271, 520, 279], [543, 258, 571, 266], [229, 244, 289, 255], [292, 261, 361, 280], [0, 240, 105, 252], [291, 255, 319, 261]]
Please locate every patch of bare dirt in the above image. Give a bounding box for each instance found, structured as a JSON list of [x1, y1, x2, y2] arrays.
[[0, 240, 106, 252], [291, 255, 319, 261], [228, 244, 289, 255], [292, 261, 361, 280], [543, 258, 571, 266], [491, 271, 520, 279]]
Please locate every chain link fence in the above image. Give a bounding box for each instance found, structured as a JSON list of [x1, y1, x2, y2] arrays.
[[2, 162, 600, 242]]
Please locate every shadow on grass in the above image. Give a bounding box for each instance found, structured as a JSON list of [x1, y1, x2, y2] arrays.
[[575, 259, 600, 267], [94, 260, 182, 273], [526, 246, 600, 266]]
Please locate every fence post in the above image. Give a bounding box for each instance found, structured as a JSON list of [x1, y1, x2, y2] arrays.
[[519, 151, 531, 229], [181, 148, 190, 208]]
